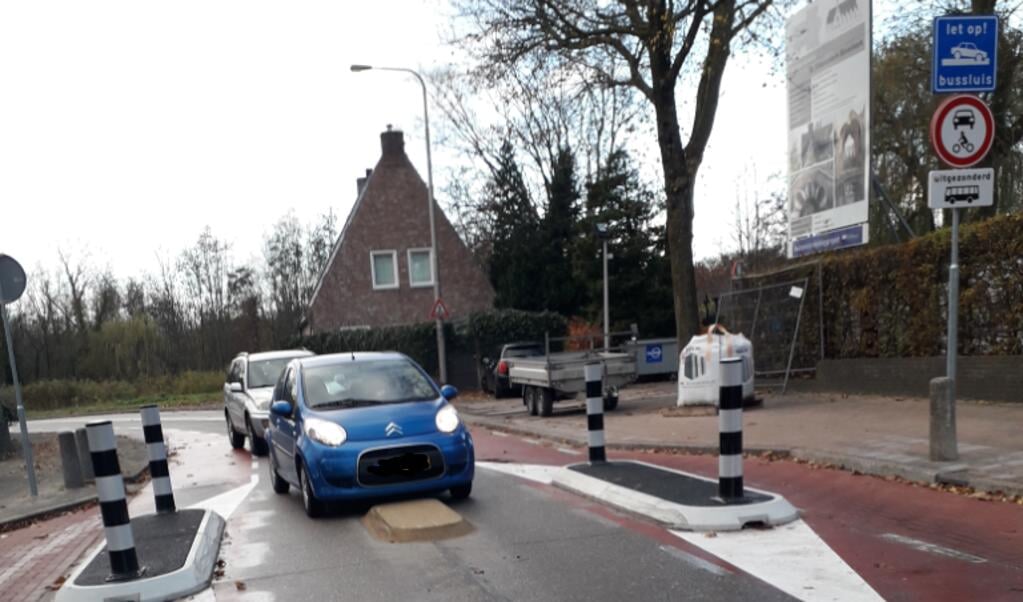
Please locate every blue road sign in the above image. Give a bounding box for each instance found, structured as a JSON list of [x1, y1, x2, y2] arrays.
[[792, 224, 866, 258], [933, 15, 998, 93], [645, 344, 663, 364]]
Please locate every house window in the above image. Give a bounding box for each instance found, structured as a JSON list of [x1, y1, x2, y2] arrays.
[[407, 248, 434, 287], [370, 250, 398, 290]]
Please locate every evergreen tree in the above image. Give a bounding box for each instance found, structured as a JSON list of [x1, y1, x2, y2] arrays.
[[485, 141, 542, 310], [574, 149, 671, 336], [540, 146, 582, 316]]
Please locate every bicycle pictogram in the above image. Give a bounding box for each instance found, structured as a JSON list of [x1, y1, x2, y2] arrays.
[[952, 131, 975, 154]]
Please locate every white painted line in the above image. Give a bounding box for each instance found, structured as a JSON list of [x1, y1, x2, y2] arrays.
[[521, 438, 541, 445], [673, 520, 884, 602], [489, 430, 510, 437], [880, 533, 986, 564], [189, 470, 259, 520], [658, 545, 730, 577], [477, 461, 560, 485], [557, 447, 582, 456]]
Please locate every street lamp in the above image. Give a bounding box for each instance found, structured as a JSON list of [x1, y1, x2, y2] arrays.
[[351, 64, 448, 383], [594, 223, 610, 351]]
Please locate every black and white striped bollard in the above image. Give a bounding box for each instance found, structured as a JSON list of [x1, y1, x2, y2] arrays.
[[86, 420, 143, 581], [140, 405, 176, 513], [584, 362, 606, 463], [718, 357, 744, 500]]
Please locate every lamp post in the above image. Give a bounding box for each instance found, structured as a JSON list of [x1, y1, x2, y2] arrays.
[[595, 223, 610, 351], [351, 64, 447, 383]]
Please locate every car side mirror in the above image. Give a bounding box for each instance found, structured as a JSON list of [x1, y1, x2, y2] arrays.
[[229, 382, 243, 393], [440, 385, 459, 400], [270, 401, 293, 417]]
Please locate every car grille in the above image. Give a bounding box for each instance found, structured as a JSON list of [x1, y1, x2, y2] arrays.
[[357, 444, 445, 487]]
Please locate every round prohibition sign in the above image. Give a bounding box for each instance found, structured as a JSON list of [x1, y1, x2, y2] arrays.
[[930, 95, 995, 168]]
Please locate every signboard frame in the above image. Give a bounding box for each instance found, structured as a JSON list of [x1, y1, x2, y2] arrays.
[[785, 0, 872, 258]]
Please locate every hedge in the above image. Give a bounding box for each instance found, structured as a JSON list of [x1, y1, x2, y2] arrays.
[[822, 212, 1023, 358], [735, 213, 1023, 364], [295, 309, 568, 374]]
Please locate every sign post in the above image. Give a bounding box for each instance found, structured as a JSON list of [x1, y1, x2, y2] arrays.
[[0, 254, 36, 496], [928, 14, 998, 461]]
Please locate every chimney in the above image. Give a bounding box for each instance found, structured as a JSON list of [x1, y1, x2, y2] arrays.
[[380, 124, 404, 159], [356, 168, 372, 196]]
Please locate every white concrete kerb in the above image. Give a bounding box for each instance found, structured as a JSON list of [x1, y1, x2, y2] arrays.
[[552, 460, 800, 532], [55, 509, 226, 602]]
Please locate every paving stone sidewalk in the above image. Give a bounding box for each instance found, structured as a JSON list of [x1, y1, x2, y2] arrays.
[[457, 382, 1023, 497]]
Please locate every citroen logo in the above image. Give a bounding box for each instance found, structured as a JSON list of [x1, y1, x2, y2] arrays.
[[385, 421, 403, 437]]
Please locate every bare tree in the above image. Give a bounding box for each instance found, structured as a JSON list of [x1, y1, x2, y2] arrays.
[[455, 0, 788, 342]]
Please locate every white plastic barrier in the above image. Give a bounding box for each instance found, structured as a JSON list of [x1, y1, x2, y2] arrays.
[[677, 330, 754, 407]]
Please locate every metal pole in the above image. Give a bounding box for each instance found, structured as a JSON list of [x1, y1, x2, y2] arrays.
[[353, 65, 446, 383], [602, 239, 609, 351], [947, 209, 959, 401], [781, 278, 809, 395], [0, 286, 37, 497], [416, 72, 447, 384]]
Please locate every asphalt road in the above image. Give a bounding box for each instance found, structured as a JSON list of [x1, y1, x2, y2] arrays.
[[28, 410, 1023, 601], [210, 460, 794, 602]]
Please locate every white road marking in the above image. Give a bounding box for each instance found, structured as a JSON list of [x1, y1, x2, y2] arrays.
[[658, 545, 731, 576], [557, 447, 582, 456], [673, 520, 884, 602], [879, 533, 986, 564], [188, 468, 259, 520], [521, 438, 541, 445], [489, 430, 510, 437], [477, 461, 560, 485]]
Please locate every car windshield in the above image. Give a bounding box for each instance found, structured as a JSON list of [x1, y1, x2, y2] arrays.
[[302, 359, 438, 409], [247, 358, 296, 389]]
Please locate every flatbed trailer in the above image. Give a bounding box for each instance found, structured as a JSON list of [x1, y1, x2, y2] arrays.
[[504, 333, 638, 417]]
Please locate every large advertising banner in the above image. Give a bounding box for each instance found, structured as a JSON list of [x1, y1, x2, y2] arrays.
[[786, 0, 871, 258]]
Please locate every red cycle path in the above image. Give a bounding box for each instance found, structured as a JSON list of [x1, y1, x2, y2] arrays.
[[472, 428, 1023, 602]]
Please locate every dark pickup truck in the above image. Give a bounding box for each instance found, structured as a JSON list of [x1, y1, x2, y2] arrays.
[[481, 342, 544, 398]]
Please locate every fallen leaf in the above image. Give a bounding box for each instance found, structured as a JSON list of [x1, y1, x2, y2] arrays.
[[234, 581, 247, 591]]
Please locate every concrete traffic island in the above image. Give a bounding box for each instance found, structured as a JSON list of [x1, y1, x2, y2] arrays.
[[56, 411, 226, 602], [362, 499, 474, 543], [554, 460, 798, 532], [56, 508, 225, 602], [555, 358, 798, 532]]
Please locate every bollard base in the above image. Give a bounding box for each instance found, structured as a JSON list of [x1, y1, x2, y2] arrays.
[[554, 460, 798, 532], [55, 509, 224, 602]]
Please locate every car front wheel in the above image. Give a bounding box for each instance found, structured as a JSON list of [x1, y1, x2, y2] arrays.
[[450, 482, 472, 500], [299, 463, 326, 518], [246, 415, 269, 456], [226, 412, 245, 450]]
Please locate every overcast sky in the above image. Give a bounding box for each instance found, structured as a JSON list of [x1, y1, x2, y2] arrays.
[[0, 1, 790, 282]]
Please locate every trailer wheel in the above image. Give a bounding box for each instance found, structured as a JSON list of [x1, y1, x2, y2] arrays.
[[603, 394, 619, 411], [539, 388, 554, 417], [526, 387, 539, 416]]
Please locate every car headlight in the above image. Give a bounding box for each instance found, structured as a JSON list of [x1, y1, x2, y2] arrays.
[[435, 405, 460, 434], [303, 418, 347, 447]]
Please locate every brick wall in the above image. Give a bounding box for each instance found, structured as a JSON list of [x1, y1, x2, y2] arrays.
[[309, 129, 495, 331]]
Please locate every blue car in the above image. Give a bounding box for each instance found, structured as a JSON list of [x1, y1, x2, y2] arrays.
[[265, 352, 474, 517]]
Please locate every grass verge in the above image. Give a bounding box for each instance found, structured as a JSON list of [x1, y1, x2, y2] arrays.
[[24, 392, 220, 420]]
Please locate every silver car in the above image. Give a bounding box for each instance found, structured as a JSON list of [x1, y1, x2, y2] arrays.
[[224, 349, 314, 455]]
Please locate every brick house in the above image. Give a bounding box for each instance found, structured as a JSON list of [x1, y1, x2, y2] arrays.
[[307, 128, 495, 333]]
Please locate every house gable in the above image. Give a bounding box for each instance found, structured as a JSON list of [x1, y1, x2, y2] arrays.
[[308, 129, 494, 331]]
